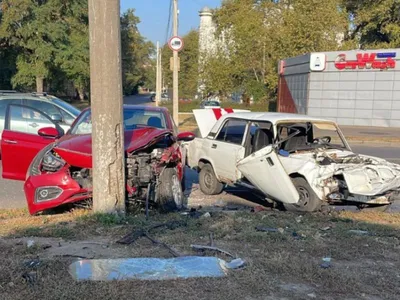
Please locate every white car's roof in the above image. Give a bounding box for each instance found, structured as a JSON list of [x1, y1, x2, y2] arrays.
[[192, 109, 337, 138], [217, 112, 334, 125]]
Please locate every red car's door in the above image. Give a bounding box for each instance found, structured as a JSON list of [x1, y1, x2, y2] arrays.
[[1, 104, 64, 181]]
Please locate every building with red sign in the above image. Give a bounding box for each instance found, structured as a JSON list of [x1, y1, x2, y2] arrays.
[[278, 49, 400, 127]]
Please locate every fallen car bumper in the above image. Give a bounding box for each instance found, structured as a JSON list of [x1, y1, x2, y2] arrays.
[[24, 172, 91, 215]]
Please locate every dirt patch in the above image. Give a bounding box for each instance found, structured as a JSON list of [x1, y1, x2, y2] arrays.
[[0, 209, 399, 299]]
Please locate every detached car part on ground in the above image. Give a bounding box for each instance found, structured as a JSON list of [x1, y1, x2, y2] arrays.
[[1, 104, 195, 215], [186, 109, 400, 212]]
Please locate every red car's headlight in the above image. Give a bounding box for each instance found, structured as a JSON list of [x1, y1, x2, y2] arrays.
[[41, 152, 65, 172]]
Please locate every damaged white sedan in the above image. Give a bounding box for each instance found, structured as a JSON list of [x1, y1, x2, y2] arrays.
[[186, 109, 400, 212]]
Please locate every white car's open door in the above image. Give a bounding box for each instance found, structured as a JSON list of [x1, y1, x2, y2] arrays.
[[237, 145, 300, 204]]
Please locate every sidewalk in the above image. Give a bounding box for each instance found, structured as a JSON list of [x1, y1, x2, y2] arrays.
[[340, 126, 400, 144]]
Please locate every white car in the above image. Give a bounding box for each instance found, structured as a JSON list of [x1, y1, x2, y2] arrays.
[[200, 100, 221, 109], [186, 109, 400, 212]]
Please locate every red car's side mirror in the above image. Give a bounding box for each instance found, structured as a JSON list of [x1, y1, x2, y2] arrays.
[[38, 127, 60, 138], [177, 131, 195, 142]]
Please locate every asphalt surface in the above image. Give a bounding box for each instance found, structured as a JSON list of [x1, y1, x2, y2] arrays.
[[0, 93, 399, 210]]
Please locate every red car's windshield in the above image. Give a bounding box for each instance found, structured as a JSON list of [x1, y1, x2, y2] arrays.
[[70, 108, 167, 134]]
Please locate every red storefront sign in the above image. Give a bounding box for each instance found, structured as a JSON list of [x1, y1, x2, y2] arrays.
[[334, 53, 396, 70]]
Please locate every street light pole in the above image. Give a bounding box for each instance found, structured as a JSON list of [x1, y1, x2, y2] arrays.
[[156, 41, 161, 106], [172, 0, 179, 125], [88, 0, 126, 214]]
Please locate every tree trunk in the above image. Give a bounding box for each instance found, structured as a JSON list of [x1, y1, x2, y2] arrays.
[[77, 87, 85, 101], [36, 76, 44, 93], [88, 0, 126, 215]]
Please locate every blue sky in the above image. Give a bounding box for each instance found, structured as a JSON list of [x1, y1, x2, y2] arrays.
[[121, 0, 221, 45]]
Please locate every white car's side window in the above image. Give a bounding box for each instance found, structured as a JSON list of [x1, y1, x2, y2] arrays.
[[215, 119, 247, 145]]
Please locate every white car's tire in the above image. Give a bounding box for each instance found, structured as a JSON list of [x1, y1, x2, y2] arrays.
[[284, 177, 322, 212], [199, 164, 224, 195]]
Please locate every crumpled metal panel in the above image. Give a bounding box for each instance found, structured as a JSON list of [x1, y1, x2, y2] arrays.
[[69, 256, 245, 281]]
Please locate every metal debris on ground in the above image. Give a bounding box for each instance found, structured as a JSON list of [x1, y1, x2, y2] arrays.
[[256, 226, 285, 234], [295, 216, 303, 223], [320, 226, 331, 231], [348, 230, 370, 236], [255, 226, 280, 233], [181, 207, 202, 218], [191, 233, 234, 258], [69, 256, 245, 281], [201, 212, 211, 218], [320, 257, 332, 269], [24, 258, 41, 268], [22, 271, 37, 285], [117, 220, 186, 245], [116, 224, 182, 257]]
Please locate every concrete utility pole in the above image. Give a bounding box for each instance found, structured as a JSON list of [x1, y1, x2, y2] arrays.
[[172, 0, 179, 125], [88, 0, 126, 214], [156, 41, 161, 106]]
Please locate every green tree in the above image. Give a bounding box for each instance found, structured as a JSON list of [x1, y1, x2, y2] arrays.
[[343, 0, 400, 48], [0, 0, 69, 92], [120, 9, 155, 95], [56, 0, 89, 100]]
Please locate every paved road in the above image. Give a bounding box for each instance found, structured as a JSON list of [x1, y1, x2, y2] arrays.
[[351, 144, 400, 163], [1, 142, 399, 210]]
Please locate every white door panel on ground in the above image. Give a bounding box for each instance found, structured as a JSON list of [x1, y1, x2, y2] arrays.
[[237, 145, 299, 204]]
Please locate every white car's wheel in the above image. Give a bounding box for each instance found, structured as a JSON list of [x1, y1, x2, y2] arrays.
[[284, 177, 322, 212], [199, 164, 224, 195]]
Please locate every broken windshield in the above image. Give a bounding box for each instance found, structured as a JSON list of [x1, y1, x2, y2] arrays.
[[277, 122, 347, 153]]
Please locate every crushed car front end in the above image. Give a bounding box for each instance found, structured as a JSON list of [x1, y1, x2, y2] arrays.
[[24, 144, 92, 215], [24, 129, 184, 215], [282, 150, 400, 206]]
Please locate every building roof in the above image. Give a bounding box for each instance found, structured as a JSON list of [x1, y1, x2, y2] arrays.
[[199, 6, 212, 15]]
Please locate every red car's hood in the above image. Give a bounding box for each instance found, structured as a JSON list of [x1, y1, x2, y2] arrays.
[[54, 128, 173, 168]]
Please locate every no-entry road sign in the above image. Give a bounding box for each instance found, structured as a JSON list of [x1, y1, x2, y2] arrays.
[[168, 36, 184, 52]]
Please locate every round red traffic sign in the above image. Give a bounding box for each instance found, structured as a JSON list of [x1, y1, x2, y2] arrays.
[[168, 36, 184, 52]]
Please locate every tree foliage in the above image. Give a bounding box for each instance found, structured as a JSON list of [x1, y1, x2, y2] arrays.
[[343, 0, 400, 48], [121, 9, 155, 95], [203, 0, 350, 101], [0, 1, 154, 96]]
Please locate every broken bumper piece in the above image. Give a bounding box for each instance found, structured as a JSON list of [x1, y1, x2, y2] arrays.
[[69, 256, 245, 281]]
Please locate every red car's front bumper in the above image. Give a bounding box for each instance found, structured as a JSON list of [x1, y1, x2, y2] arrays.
[[24, 171, 91, 215]]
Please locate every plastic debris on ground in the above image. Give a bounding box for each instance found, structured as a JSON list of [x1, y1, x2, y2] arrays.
[[320, 257, 332, 269], [69, 256, 245, 281], [26, 240, 35, 248]]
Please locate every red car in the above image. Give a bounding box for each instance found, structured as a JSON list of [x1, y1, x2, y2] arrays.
[[1, 104, 195, 215]]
